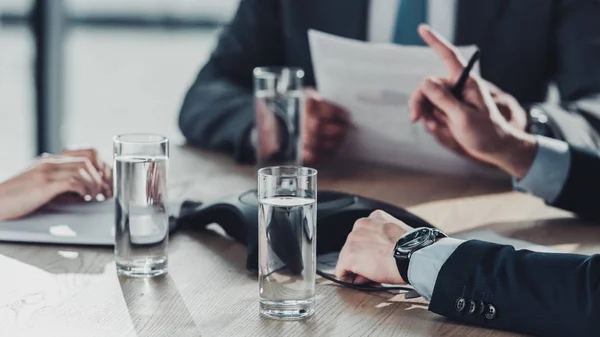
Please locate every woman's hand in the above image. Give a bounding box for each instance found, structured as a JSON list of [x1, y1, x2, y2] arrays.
[[0, 149, 112, 221]]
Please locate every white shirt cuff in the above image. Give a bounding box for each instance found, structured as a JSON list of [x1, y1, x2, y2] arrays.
[[513, 136, 571, 203], [408, 238, 465, 301]]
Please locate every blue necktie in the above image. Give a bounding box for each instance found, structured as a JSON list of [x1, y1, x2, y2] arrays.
[[393, 0, 428, 45]]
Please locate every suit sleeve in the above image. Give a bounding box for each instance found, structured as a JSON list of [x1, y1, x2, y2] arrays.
[[428, 240, 600, 337], [537, 0, 600, 148], [178, 0, 284, 163], [551, 146, 600, 219]]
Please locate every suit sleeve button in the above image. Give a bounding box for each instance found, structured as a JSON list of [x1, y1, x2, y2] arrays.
[[467, 300, 477, 315], [477, 301, 485, 315], [455, 297, 466, 312], [485, 304, 497, 320]]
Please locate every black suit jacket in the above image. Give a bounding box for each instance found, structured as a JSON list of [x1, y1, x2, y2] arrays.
[[179, 0, 600, 162], [431, 146, 600, 336]]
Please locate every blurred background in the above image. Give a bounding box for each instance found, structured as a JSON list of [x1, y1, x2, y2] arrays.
[[0, 0, 239, 180]]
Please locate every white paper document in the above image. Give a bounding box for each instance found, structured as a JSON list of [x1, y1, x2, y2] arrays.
[[309, 30, 504, 178]]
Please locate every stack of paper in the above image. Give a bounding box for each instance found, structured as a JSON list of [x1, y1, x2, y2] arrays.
[[309, 30, 505, 179]]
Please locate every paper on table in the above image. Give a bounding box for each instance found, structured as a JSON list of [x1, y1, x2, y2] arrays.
[[308, 30, 506, 178]]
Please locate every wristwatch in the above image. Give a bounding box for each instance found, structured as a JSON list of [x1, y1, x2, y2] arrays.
[[393, 227, 448, 285], [526, 106, 557, 138]]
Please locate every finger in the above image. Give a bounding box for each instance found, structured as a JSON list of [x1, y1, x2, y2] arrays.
[[303, 148, 319, 164], [62, 148, 101, 171], [368, 210, 402, 226], [432, 108, 449, 125], [50, 169, 97, 199], [103, 162, 113, 182], [45, 156, 103, 188], [353, 275, 371, 285], [100, 183, 112, 199], [48, 177, 89, 200], [368, 210, 414, 233], [305, 116, 347, 140], [315, 121, 348, 139], [304, 134, 343, 157], [418, 24, 466, 78], [425, 119, 438, 132], [429, 124, 469, 157], [46, 161, 102, 198], [408, 87, 435, 123], [335, 245, 356, 283], [72, 158, 103, 197], [99, 163, 112, 198], [307, 98, 349, 124], [419, 78, 467, 123], [101, 162, 114, 198]]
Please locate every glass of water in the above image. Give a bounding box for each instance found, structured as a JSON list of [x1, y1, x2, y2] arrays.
[[253, 67, 304, 167], [258, 166, 317, 320], [113, 134, 169, 277]]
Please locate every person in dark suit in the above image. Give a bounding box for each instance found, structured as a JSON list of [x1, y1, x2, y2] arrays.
[[179, 0, 600, 164], [335, 26, 599, 337]]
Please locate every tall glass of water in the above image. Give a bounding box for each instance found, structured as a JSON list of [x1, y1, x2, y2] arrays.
[[253, 67, 304, 167], [113, 134, 169, 277], [258, 166, 317, 320]]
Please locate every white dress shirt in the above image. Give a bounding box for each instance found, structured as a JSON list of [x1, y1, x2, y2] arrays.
[[408, 136, 572, 300], [368, 0, 458, 43]]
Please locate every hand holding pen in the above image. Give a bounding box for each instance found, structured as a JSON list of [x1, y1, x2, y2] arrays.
[[408, 24, 538, 178]]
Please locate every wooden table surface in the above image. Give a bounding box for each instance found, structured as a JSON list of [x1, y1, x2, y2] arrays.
[[1, 146, 599, 337]]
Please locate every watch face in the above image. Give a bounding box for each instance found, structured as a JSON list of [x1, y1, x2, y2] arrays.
[[395, 228, 431, 255]]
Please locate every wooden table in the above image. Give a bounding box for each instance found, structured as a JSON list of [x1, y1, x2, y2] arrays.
[[1, 146, 599, 337]]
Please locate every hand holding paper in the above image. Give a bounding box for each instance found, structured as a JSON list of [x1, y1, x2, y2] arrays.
[[409, 25, 535, 178], [410, 25, 528, 157], [309, 28, 497, 177], [308, 27, 509, 178], [303, 88, 350, 164]]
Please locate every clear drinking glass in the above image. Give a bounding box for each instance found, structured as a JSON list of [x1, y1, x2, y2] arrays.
[[258, 166, 317, 320], [253, 67, 305, 167], [113, 134, 169, 277]]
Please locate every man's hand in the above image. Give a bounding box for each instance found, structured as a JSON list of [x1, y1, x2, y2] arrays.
[[408, 25, 537, 178], [335, 210, 414, 285], [255, 97, 283, 161], [303, 88, 350, 164]]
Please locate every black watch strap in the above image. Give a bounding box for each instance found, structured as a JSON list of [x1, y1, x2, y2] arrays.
[[393, 229, 447, 286], [395, 257, 410, 285]]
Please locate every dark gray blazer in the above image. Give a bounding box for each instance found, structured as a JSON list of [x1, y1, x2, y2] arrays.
[[179, 0, 600, 162]]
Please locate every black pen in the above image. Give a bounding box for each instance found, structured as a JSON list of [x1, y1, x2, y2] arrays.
[[450, 50, 481, 100]]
